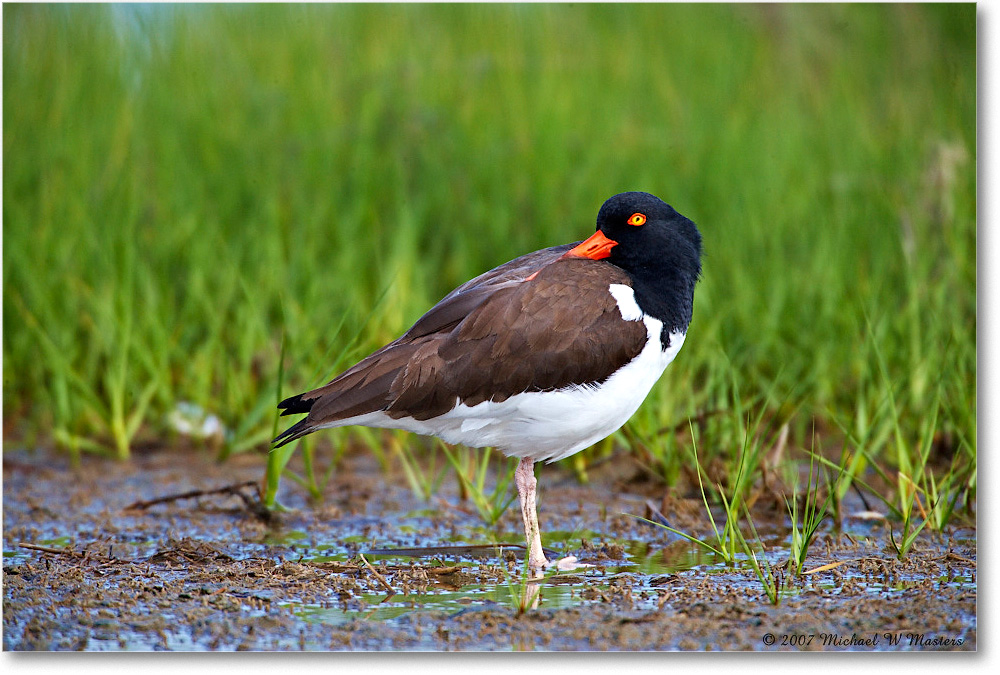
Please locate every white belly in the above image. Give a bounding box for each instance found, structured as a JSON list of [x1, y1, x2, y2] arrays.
[[430, 324, 685, 462], [326, 284, 687, 463]]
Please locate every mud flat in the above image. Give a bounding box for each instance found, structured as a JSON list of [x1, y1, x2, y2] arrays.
[[3, 446, 976, 651]]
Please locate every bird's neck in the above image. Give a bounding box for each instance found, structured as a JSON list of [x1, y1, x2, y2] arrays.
[[629, 269, 697, 343]]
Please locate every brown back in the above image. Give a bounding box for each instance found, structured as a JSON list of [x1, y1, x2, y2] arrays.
[[301, 256, 648, 425]]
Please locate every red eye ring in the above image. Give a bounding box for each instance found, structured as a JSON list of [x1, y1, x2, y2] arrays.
[[628, 212, 646, 226]]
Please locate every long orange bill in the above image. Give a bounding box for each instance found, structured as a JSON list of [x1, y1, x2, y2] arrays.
[[559, 230, 619, 260]]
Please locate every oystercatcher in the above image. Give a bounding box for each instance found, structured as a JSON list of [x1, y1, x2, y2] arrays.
[[274, 192, 702, 573]]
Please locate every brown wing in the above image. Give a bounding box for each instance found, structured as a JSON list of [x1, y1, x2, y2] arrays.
[[279, 244, 574, 417], [274, 256, 646, 445], [383, 259, 646, 420], [402, 243, 576, 339]]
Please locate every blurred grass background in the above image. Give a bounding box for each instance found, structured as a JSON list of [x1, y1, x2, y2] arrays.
[[3, 3, 975, 509]]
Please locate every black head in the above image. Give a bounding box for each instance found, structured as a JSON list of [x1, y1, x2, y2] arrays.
[[596, 191, 702, 282], [561, 191, 702, 333]]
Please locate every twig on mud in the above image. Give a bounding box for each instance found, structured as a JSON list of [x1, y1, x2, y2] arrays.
[[306, 561, 362, 573], [643, 499, 672, 527], [123, 481, 262, 513], [421, 565, 463, 576], [18, 542, 82, 557], [941, 552, 976, 567], [358, 552, 396, 595], [801, 560, 848, 575], [306, 560, 463, 576]]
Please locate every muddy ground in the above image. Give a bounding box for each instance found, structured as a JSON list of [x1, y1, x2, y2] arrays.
[[2, 444, 976, 651]]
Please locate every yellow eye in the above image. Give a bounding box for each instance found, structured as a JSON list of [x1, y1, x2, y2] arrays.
[[628, 212, 646, 226]]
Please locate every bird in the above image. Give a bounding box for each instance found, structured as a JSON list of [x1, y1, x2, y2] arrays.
[[274, 191, 702, 574]]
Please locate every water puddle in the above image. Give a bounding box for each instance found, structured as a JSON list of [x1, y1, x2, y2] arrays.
[[3, 447, 977, 650], [272, 533, 729, 626], [249, 518, 976, 630]]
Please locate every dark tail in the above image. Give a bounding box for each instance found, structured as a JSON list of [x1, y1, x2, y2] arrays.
[[272, 393, 317, 448], [277, 392, 314, 416]]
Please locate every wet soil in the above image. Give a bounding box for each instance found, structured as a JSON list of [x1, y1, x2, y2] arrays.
[[2, 445, 976, 651]]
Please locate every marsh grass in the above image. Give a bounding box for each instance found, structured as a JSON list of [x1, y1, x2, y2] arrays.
[[634, 427, 786, 605], [785, 443, 833, 576], [440, 444, 519, 528], [4, 4, 975, 552], [392, 436, 449, 503], [633, 424, 749, 564], [497, 549, 543, 615], [739, 502, 784, 606]]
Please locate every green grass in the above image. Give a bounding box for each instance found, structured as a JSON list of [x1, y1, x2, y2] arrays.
[[785, 442, 833, 576], [4, 4, 975, 541], [633, 427, 744, 564], [635, 430, 787, 604]]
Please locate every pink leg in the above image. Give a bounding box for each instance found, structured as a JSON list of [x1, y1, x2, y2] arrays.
[[515, 457, 548, 574]]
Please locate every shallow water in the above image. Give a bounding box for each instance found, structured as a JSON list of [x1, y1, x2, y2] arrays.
[[2, 446, 977, 651]]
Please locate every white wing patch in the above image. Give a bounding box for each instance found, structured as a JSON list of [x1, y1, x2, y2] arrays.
[[607, 284, 643, 321]]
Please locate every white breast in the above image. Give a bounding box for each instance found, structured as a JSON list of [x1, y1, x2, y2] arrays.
[[322, 285, 687, 462]]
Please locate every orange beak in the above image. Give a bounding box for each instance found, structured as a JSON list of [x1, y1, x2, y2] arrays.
[[559, 230, 618, 260]]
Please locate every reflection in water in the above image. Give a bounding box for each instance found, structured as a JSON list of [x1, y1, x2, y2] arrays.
[[280, 521, 977, 628], [285, 534, 729, 626]]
